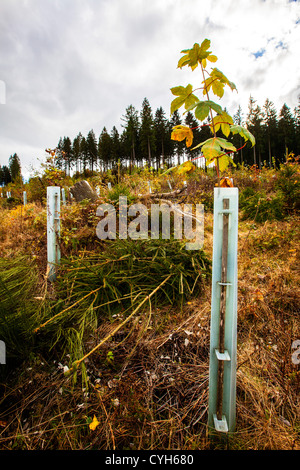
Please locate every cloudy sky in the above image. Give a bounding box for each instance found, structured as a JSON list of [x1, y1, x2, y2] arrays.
[[0, 0, 299, 180]]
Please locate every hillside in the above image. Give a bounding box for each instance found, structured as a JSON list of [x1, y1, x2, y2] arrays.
[[0, 161, 299, 450]]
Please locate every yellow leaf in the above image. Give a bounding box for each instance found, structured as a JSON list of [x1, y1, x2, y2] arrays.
[[177, 160, 196, 175], [251, 289, 264, 302], [171, 125, 193, 148], [89, 415, 100, 431], [219, 177, 234, 187]]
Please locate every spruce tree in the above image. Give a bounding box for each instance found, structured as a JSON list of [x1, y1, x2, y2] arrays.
[[121, 105, 140, 171], [246, 95, 264, 167], [1, 165, 12, 185], [154, 107, 172, 169], [294, 98, 300, 156], [262, 99, 278, 167], [98, 127, 112, 171], [86, 129, 98, 172], [8, 153, 22, 184], [139, 98, 156, 168], [110, 126, 122, 166], [278, 103, 296, 161], [233, 105, 244, 165], [72, 133, 83, 173]]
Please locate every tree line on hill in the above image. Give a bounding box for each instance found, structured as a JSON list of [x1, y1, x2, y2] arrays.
[[54, 96, 300, 174], [1, 95, 300, 185]]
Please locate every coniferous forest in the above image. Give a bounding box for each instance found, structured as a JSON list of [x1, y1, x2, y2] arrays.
[[49, 96, 300, 174], [2, 95, 299, 185]]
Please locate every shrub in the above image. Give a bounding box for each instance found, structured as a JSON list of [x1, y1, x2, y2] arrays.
[[239, 187, 285, 223], [107, 182, 136, 205], [275, 162, 300, 213]]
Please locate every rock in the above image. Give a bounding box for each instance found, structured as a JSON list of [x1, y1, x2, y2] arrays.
[[70, 180, 98, 202]]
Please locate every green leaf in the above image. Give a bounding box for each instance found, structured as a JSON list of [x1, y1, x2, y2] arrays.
[[170, 96, 186, 115], [207, 100, 223, 115], [184, 100, 223, 124], [191, 136, 236, 162], [194, 102, 210, 121], [215, 137, 236, 152], [230, 125, 256, 146], [192, 137, 222, 158], [170, 84, 199, 114]]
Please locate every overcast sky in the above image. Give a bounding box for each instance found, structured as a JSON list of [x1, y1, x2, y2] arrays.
[[0, 0, 299, 180]]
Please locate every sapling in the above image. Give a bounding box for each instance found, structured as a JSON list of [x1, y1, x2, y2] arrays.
[[170, 39, 255, 185]]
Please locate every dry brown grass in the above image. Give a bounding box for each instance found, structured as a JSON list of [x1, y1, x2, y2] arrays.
[[0, 199, 299, 450]]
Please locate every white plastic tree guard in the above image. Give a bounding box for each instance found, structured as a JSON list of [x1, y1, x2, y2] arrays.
[[23, 191, 27, 206], [47, 187, 61, 282], [208, 187, 239, 434], [61, 187, 66, 205]]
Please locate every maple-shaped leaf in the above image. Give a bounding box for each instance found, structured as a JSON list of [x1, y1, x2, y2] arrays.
[[212, 111, 234, 137], [203, 68, 237, 98], [177, 39, 217, 70], [218, 154, 235, 172], [202, 54, 218, 69], [192, 137, 236, 172], [230, 125, 256, 147], [170, 84, 199, 114], [171, 125, 194, 147], [184, 100, 223, 122]]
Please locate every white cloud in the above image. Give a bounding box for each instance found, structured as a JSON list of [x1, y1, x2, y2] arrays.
[[0, 0, 299, 180]]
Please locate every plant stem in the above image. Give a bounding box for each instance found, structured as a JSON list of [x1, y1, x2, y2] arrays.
[[200, 62, 220, 186]]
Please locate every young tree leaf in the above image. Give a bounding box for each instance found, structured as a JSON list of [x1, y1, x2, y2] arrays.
[[177, 54, 190, 69], [170, 96, 188, 115], [218, 154, 232, 172], [170, 86, 188, 96], [184, 100, 222, 121], [230, 125, 256, 146], [194, 102, 210, 121], [212, 80, 225, 98], [207, 54, 218, 63], [215, 137, 236, 152], [170, 84, 199, 114], [194, 137, 223, 161], [212, 112, 233, 137], [171, 125, 194, 147], [207, 100, 223, 115], [178, 39, 212, 70]]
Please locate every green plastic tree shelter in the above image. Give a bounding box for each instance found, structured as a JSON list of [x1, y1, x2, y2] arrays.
[[47, 186, 61, 282], [208, 187, 239, 434]]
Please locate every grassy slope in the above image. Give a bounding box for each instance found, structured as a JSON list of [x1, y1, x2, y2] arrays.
[[0, 169, 299, 450]]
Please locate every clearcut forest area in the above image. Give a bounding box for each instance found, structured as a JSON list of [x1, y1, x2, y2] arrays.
[[0, 152, 299, 450]]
